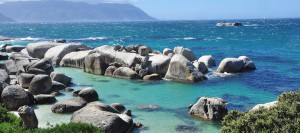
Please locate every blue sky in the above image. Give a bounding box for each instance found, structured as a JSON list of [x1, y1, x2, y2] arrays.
[[134, 0, 300, 20], [0, 0, 299, 20]]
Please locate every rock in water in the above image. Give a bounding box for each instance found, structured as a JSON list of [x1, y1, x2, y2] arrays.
[[51, 98, 87, 113], [173, 46, 196, 61], [26, 59, 54, 75], [238, 56, 256, 70], [1, 85, 30, 110], [104, 66, 119, 77], [165, 54, 205, 82], [18, 105, 38, 129], [143, 74, 162, 80], [60, 50, 91, 68], [110, 103, 126, 112], [71, 102, 133, 133], [44, 43, 91, 66], [28, 75, 52, 95], [113, 67, 141, 79], [189, 97, 228, 120], [51, 81, 67, 91], [198, 55, 216, 67], [216, 58, 244, 73], [26, 41, 63, 59], [17, 73, 35, 88], [193, 61, 208, 74], [78, 87, 99, 102], [147, 54, 171, 76], [50, 72, 72, 86], [5, 45, 26, 53]]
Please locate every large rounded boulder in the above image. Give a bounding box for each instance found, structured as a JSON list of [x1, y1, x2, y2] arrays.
[[71, 102, 133, 133], [17, 73, 35, 88], [26, 41, 63, 59], [198, 55, 216, 67], [26, 59, 54, 75], [173, 46, 196, 61], [84, 53, 108, 75], [216, 58, 244, 73], [60, 50, 91, 68], [52, 98, 87, 113], [1, 85, 30, 110], [28, 75, 52, 95], [34, 94, 57, 104], [0, 69, 10, 84], [6, 45, 26, 53], [165, 54, 206, 82], [78, 87, 99, 102], [50, 72, 72, 86], [44, 43, 91, 66], [189, 97, 228, 120], [113, 67, 141, 79], [147, 54, 171, 76], [238, 56, 256, 70]]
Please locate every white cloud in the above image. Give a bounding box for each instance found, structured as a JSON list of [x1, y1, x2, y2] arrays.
[[0, 0, 139, 4]]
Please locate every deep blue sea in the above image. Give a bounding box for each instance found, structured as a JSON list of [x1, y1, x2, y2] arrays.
[[1, 19, 300, 132]]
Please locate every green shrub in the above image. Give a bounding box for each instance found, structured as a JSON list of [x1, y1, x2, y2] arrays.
[[221, 90, 300, 133], [0, 104, 101, 133]]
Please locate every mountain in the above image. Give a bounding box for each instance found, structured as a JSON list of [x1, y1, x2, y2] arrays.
[[0, 1, 155, 22], [0, 13, 15, 22]]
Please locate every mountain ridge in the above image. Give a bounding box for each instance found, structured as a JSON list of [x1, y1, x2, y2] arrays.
[[0, 1, 155, 22]]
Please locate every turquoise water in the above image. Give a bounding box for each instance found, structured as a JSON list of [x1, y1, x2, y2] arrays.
[[1, 19, 300, 132]]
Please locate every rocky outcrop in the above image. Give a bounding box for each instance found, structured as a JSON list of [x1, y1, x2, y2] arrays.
[[78, 87, 99, 102], [138, 46, 151, 56], [51, 98, 87, 113], [6, 45, 26, 53], [1, 85, 30, 110], [147, 54, 171, 76], [0, 52, 8, 60], [113, 67, 141, 79], [173, 47, 196, 61], [238, 56, 256, 70], [4, 60, 18, 75], [71, 102, 133, 133], [198, 55, 216, 67], [26, 59, 54, 75], [60, 50, 91, 68], [17, 73, 35, 88], [84, 53, 108, 75], [17, 105, 38, 129], [26, 41, 63, 59], [189, 97, 228, 120], [44, 43, 91, 66], [28, 75, 52, 95], [50, 72, 72, 86], [165, 54, 206, 82], [34, 94, 57, 104], [216, 58, 244, 73], [250, 101, 277, 112], [163, 48, 173, 56], [94, 45, 141, 67]]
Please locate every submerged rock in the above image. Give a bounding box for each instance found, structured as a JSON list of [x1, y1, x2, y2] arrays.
[[60, 50, 91, 68], [175, 125, 199, 132], [136, 104, 160, 112], [1, 85, 30, 110], [189, 97, 228, 120], [165, 54, 205, 82]]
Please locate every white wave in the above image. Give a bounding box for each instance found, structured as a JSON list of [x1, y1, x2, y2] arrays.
[[17, 37, 43, 41], [243, 24, 259, 27], [216, 37, 223, 40], [183, 37, 197, 40], [86, 37, 108, 41]]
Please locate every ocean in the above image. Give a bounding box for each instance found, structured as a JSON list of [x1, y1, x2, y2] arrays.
[[1, 19, 300, 132]]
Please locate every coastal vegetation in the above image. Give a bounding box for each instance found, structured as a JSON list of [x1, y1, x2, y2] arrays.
[[0, 104, 101, 133], [221, 90, 300, 132]]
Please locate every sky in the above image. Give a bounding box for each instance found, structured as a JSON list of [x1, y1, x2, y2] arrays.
[[0, 0, 300, 20]]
